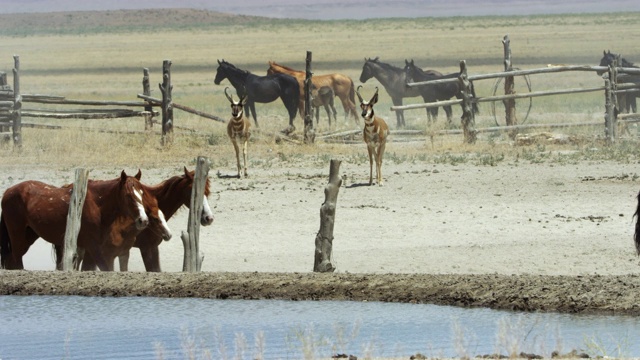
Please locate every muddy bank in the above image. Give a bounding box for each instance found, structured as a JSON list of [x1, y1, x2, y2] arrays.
[[2, 271, 640, 315]]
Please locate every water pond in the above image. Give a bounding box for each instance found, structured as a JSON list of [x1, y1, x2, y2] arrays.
[[1, 295, 639, 359]]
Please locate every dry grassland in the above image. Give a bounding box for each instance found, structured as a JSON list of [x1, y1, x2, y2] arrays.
[[0, 11, 639, 168]]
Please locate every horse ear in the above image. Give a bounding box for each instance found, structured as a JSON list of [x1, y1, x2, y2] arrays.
[[218, 59, 221, 65], [183, 166, 189, 177], [120, 170, 127, 183], [135, 169, 142, 180]]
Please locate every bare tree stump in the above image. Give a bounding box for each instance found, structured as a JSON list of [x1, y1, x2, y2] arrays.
[[313, 159, 342, 272], [182, 156, 210, 272], [62, 168, 89, 271], [458, 60, 477, 144], [502, 35, 518, 140], [303, 50, 315, 144]]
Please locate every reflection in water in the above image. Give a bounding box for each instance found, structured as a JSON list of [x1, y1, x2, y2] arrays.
[[1, 295, 639, 359]]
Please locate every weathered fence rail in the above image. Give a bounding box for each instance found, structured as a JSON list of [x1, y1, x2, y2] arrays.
[[393, 35, 640, 144], [0, 57, 227, 147]]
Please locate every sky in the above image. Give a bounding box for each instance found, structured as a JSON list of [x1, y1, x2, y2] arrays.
[[1, 0, 639, 19]]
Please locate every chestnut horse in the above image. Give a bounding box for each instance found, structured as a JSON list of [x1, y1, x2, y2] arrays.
[[266, 61, 358, 125], [0, 170, 168, 271], [71, 167, 214, 272]]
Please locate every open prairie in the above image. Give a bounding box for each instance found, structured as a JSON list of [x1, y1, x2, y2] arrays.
[[2, 10, 640, 325]]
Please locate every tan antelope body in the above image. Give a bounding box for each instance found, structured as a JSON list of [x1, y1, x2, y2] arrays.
[[356, 86, 389, 186], [225, 87, 251, 179]]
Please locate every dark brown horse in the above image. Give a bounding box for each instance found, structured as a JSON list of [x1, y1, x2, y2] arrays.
[[266, 61, 358, 125], [404, 59, 479, 124], [0, 170, 168, 271], [71, 167, 214, 272], [599, 50, 640, 114], [359, 57, 442, 127], [214, 60, 300, 134]]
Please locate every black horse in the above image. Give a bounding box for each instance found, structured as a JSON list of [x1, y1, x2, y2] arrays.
[[214, 60, 300, 132], [359, 57, 443, 128], [404, 59, 479, 124], [599, 50, 640, 113]]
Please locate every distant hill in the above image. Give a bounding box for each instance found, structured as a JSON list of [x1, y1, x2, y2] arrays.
[[1, 0, 639, 20]]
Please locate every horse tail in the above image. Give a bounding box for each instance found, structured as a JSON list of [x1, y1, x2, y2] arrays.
[[0, 214, 11, 269], [634, 190, 640, 256], [349, 80, 356, 111]]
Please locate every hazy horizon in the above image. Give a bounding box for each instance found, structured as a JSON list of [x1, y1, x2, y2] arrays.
[[1, 0, 639, 19]]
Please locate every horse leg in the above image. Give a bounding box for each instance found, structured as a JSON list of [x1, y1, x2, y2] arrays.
[[248, 101, 258, 127], [338, 94, 358, 125], [392, 97, 404, 128], [323, 104, 332, 127], [118, 249, 130, 272], [330, 99, 337, 126], [140, 245, 161, 272], [444, 105, 453, 126], [80, 252, 98, 271]]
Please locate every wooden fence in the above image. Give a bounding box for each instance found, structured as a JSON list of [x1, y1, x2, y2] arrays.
[[393, 34, 640, 144], [0, 56, 226, 147]]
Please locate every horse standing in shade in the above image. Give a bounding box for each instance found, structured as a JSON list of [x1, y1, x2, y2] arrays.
[[214, 60, 300, 134], [404, 59, 479, 125], [0, 171, 169, 271], [599, 50, 640, 114], [266, 61, 358, 125], [359, 57, 444, 128], [57, 168, 215, 272]]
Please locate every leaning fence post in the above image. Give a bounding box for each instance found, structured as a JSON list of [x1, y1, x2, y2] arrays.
[[313, 159, 342, 272], [458, 60, 477, 144], [303, 50, 315, 144], [502, 35, 518, 140], [159, 59, 173, 145], [12, 55, 21, 148], [181, 156, 210, 272], [62, 168, 90, 271]]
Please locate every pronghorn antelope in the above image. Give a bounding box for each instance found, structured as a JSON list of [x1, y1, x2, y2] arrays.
[[225, 87, 251, 178], [356, 86, 389, 186]]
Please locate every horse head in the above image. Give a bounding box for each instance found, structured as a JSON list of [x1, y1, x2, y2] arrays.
[[182, 167, 214, 226], [118, 170, 149, 231], [360, 57, 380, 83]]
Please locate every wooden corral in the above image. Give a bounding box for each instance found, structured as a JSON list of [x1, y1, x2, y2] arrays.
[[392, 34, 640, 144]]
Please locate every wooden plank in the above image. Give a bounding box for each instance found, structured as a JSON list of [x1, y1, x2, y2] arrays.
[[137, 93, 226, 123]]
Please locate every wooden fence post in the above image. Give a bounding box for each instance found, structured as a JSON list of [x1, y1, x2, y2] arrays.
[[313, 159, 342, 272], [12, 55, 21, 148], [142, 68, 153, 130], [62, 168, 90, 271], [181, 156, 210, 272], [604, 77, 616, 143], [458, 60, 477, 144], [304, 50, 315, 144], [159, 59, 173, 145], [502, 35, 518, 140]]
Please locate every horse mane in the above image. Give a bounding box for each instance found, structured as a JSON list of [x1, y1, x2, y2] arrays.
[[367, 57, 402, 73], [221, 60, 251, 75]]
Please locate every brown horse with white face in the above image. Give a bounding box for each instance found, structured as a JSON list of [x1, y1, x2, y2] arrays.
[[0, 170, 167, 271], [64, 167, 214, 272]]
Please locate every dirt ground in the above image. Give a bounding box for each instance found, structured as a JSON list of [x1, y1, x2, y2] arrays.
[[2, 142, 640, 315]]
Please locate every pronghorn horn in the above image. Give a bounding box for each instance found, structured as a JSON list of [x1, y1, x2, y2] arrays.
[[356, 85, 364, 103], [224, 87, 234, 103]]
